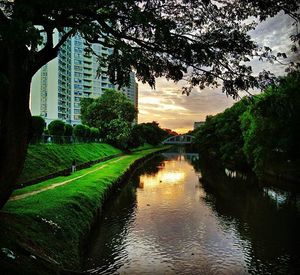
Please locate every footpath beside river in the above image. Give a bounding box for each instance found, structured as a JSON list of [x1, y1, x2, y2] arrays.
[[0, 147, 167, 275]]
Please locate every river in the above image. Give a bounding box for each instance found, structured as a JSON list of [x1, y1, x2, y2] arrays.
[[84, 150, 300, 274]]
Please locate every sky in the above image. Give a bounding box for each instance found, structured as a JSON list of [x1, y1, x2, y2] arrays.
[[137, 13, 298, 134]]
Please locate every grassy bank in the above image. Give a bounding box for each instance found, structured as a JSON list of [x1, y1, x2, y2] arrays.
[[18, 143, 122, 186], [0, 147, 167, 275]]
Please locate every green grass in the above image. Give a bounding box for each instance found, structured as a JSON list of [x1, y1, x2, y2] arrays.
[[0, 147, 166, 274], [18, 143, 122, 185], [132, 143, 156, 151]]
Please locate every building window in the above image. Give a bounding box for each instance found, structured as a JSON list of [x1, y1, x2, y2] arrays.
[[74, 84, 82, 89], [74, 59, 82, 65]]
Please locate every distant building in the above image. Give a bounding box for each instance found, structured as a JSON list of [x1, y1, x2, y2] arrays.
[[194, 121, 205, 130], [30, 32, 138, 125]]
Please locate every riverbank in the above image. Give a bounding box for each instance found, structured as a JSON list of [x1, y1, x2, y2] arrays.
[[0, 147, 168, 275], [18, 143, 122, 187]]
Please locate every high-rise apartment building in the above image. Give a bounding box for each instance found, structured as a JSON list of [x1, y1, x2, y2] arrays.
[[30, 32, 138, 125]]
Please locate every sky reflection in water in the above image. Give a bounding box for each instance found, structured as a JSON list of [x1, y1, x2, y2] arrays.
[[85, 153, 300, 275]]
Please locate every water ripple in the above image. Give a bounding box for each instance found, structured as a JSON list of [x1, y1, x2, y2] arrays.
[[84, 154, 300, 275]]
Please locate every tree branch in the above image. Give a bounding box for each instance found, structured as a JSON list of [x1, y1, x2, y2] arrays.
[[0, 8, 9, 23], [53, 28, 76, 51]]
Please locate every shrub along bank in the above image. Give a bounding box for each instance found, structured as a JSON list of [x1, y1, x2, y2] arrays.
[[193, 72, 300, 182], [0, 147, 168, 275], [18, 143, 122, 186]]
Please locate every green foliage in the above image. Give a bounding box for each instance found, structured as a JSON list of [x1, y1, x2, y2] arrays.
[[30, 116, 46, 143], [240, 71, 300, 175], [194, 72, 300, 176], [90, 127, 100, 140], [84, 125, 91, 139], [64, 124, 73, 137], [105, 119, 132, 150], [1, 1, 299, 97], [73, 124, 86, 142], [194, 99, 250, 169], [81, 89, 137, 127], [44, 129, 49, 135], [48, 120, 65, 143], [48, 120, 65, 136], [127, 124, 146, 149], [73, 124, 86, 137], [136, 122, 169, 146], [81, 89, 137, 149]]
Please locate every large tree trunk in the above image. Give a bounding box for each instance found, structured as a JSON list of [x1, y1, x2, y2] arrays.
[[0, 49, 32, 208]]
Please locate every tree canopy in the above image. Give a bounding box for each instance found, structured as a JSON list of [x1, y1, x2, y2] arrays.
[[1, 0, 299, 97], [81, 89, 137, 128], [194, 71, 300, 176], [81, 89, 137, 149], [30, 116, 46, 143]]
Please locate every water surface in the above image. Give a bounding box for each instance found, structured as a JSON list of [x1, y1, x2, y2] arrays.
[[84, 152, 300, 274]]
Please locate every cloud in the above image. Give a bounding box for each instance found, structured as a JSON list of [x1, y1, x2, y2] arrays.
[[249, 12, 298, 75], [138, 81, 235, 133], [138, 13, 298, 133]]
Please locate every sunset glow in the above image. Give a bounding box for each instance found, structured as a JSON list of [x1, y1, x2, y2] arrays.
[[138, 13, 295, 133]]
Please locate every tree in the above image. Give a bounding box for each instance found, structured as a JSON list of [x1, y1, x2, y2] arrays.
[[81, 89, 136, 128], [127, 124, 146, 149], [30, 116, 46, 143], [105, 119, 132, 150], [74, 124, 87, 142], [84, 125, 91, 141], [137, 122, 169, 146], [48, 120, 65, 143], [0, 1, 299, 207], [90, 127, 100, 141], [194, 71, 300, 175], [64, 124, 73, 143], [64, 124, 73, 137], [240, 71, 300, 175], [81, 89, 137, 148]]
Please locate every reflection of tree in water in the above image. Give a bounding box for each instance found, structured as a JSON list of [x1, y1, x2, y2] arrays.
[[192, 157, 300, 274], [84, 176, 138, 273], [84, 155, 166, 273], [134, 155, 166, 177]]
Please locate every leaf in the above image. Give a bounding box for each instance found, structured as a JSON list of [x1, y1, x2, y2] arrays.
[[291, 45, 298, 52]]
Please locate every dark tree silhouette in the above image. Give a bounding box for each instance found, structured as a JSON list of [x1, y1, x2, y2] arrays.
[[0, 0, 299, 207]]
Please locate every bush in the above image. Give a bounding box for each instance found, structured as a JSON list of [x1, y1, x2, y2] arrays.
[[90, 127, 100, 141], [44, 129, 49, 135], [48, 120, 65, 143], [30, 116, 46, 143], [74, 124, 86, 142], [64, 124, 73, 136], [43, 128, 50, 143], [64, 124, 73, 143], [127, 124, 145, 149], [84, 125, 91, 140]]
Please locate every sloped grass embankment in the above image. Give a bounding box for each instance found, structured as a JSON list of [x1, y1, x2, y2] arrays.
[[18, 143, 122, 186], [0, 147, 166, 275]]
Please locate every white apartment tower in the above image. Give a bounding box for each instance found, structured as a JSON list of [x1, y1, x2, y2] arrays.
[[31, 32, 138, 125]]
